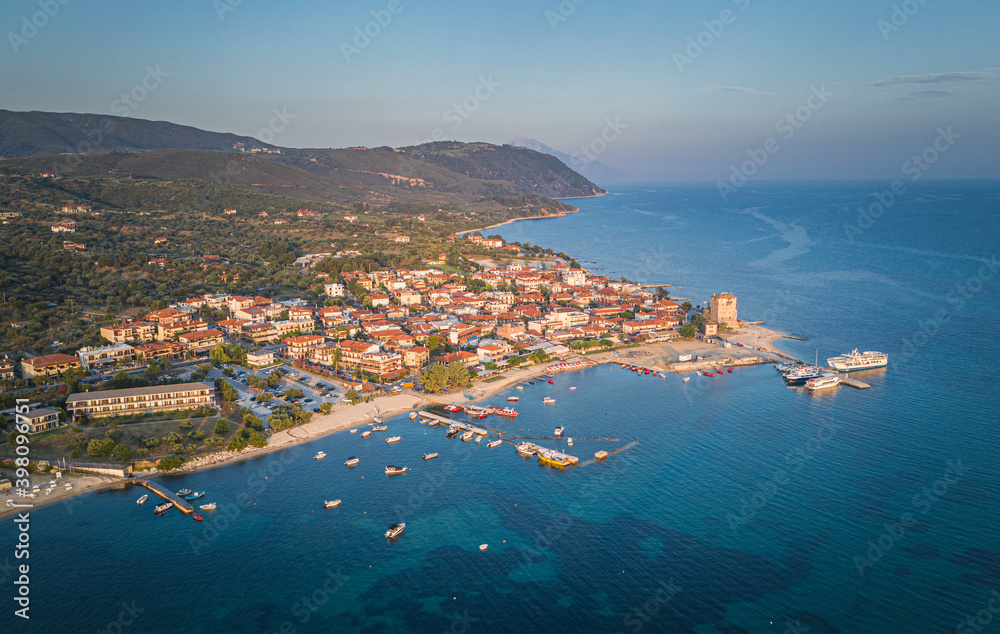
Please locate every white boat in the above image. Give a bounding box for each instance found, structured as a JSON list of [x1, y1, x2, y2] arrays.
[[386, 436, 402, 444], [200, 503, 217, 510], [569, 387, 577, 390], [373, 425, 388, 432], [543, 397, 556, 404], [423, 452, 439, 460], [136, 494, 148, 505], [487, 439, 502, 448], [827, 349, 888, 372], [696, 371, 702, 376], [567, 438, 573, 447], [361, 430, 372, 437], [475, 435, 482, 443], [315, 451, 327, 460], [345, 457, 359, 466], [324, 499, 341, 508], [515, 385, 524, 390], [385, 465, 408, 475], [682, 377, 690, 382], [350, 429, 358, 434], [805, 374, 842, 391], [461, 430, 474, 441], [385, 523, 405, 539], [554, 426, 564, 437], [516, 442, 536, 457], [479, 544, 488, 551]]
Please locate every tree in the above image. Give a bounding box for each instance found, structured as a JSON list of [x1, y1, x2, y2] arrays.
[[680, 301, 693, 312], [680, 323, 697, 338], [158, 456, 185, 471], [420, 363, 450, 392], [425, 334, 443, 352], [257, 392, 273, 402], [447, 362, 471, 389], [285, 387, 304, 398], [319, 403, 332, 414], [507, 355, 525, 367], [87, 439, 104, 457], [214, 419, 230, 435], [345, 389, 361, 404], [112, 444, 132, 461]]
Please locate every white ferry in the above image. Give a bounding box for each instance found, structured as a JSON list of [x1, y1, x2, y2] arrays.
[[827, 349, 888, 372], [805, 374, 842, 391]]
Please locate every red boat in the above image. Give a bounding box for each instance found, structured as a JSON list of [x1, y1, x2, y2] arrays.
[[727, 367, 733, 373], [496, 407, 519, 418], [631, 367, 638, 372], [644, 369, 650, 375], [704, 371, 715, 376], [193, 513, 203, 522], [507, 396, 519, 402], [443, 405, 463, 413], [547, 379, 554, 384]]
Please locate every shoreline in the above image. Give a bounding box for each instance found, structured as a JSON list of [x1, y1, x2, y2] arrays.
[[458, 210, 582, 236]]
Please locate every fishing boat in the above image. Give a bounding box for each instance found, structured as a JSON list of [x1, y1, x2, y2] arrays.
[[386, 436, 402, 444], [495, 407, 519, 418], [423, 452, 439, 460], [704, 371, 715, 377], [515, 442, 536, 457], [487, 439, 502, 448], [543, 397, 556, 404], [200, 503, 216, 511], [385, 465, 408, 475], [323, 499, 342, 509], [385, 523, 405, 540], [554, 426, 565, 437], [479, 544, 488, 551], [154, 502, 173, 514], [443, 404, 464, 413], [315, 451, 327, 460], [507, 396, 519, 402], [185, 491, 204, 500], [537, 450, 572, 468], [727, 367, 733, 373], [345, 457, 359, 466], [361, 430, 372, 438], [461, 430, 474, 441], [682, 377, 690, 382], [805, 374, 842, 391], [177, 488, 192, 496], [350, 429, 358, 434], [515, 385, 524, 391], [409, 412, 418, 420], [193, 513, 203, 522], [136, 494, 148, 505], [446, 427, 461, 438]]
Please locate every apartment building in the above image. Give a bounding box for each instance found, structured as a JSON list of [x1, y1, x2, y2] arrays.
[[66, 382, 216, 421], [77, 343, 136, 369], [20, 354, 81, 379]]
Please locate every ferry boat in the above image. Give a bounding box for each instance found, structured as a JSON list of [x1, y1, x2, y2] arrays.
[[783, 366, 827, 386], [487, 439, 502, 448], [385, 436, 402, 444], [193, 513, 203, 522], [315, 451, 327, 460], [496, 407, 519, 418], [361, 430, 372, 438], [443, 404, 464, 413], [507, 396, 519, 402], [185, 491, 204, 500], [345, 457, 359, 466], [461, 430, 474, 441], [136, 494, 148, 505], [827, 349, 888, 372], [805, 374, 842, 391], [385, 465, 408, 475], [515, 442, 536, 457], [543, 397, 556, 404], [554, 426, 565, 437], [423, 452, 439, 460], [177, 488, 192, 496], [323, 499, 342, 509], [385, 523, 405, 540], [200, 503, 216, 511], [154, 502, 173, 514]]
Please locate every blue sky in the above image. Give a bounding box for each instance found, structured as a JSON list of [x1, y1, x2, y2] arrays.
[[2, 0, 998, 180]]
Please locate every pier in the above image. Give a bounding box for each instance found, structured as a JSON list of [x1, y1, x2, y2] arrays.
[[838, 377, 870, 389], [127, 479, 194, 515], [417, 411, 493, 435]]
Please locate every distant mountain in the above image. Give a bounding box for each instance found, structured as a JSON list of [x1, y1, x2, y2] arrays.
[[508, 135, 626, 185], [0, 109, 275, 158]]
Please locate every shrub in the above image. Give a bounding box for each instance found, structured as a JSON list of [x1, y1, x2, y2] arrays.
[[157, 456, 184, 471], [112, 444, 132, 461], [214, 419, 229, 435]]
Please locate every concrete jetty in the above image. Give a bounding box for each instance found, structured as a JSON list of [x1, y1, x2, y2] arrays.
[[128, 480, 194, 515]]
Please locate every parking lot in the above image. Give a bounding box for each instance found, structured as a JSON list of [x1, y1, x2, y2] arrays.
[[211, 363, 344, 419]]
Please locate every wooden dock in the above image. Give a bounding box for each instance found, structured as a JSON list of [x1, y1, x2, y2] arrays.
[[128, 479, 194, 515], [417, 411, 493, 435], [838, 377, 870, 389]]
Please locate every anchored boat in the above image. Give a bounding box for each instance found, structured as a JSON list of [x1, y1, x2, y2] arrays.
[[487, 439, 503, 448], [423, 452, 439, 460], [200, 503, 216, 511], [154, 502, 173, 514], [136, 494, 148, 505], [323, 499, 342, 509], [385, 465, 408, 475], [385, 523, 405, 540], [386, 436, 402, 444], [345, 457, 359, 466], [315, 451, 327, 460]]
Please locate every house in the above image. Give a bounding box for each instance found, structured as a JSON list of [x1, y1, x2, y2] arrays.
[[0, 357, 14, 380], [100, 321, 156, 343], [246, 351, 275, 368], [244, 323, 279, 344], [702, 321, 719, 337], [310, 342, 341, 366], [50, 221, 77, 233], [234, 307, 266, 324], [77, 343, 136, 370], [158, 319, 208, 341], [337, 341, 405, 378], [21, 407, 63, 433], [134, 341, 187, 362], [403, 346, 430, 369], [324, 283, 345, 297], [369, 293, 390, 308], [285, 334, 325, 360], [20, 354, 81, 379], [393, 235, 410, 243], [66, 382, 216, 421], [476, 341, 514, 364], [397, 290, 422, 306], [435, 351, 479, 368], [179, 329, 225, 352]]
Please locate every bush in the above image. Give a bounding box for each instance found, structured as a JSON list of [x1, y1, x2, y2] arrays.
[[112, 444, 132, 461], [227, 439, 247, 452], [188, 430, 207, 441], [70, 449, 80, 458], [157, 456, 184, 471], [179, 421, 194, 430], [136, 448, 149, 458], [213, 419, 229, 435], [247, 432, 267, 448], [87, 439, 104, 457]]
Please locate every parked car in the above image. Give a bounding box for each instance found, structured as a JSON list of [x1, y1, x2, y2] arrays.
[[312, 408, 322, 413]]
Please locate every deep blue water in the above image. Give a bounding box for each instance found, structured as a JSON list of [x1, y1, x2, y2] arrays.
[[3, 181, 999, 633]]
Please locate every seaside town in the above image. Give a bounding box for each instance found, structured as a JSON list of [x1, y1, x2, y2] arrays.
[[0, 237, 775, 511]]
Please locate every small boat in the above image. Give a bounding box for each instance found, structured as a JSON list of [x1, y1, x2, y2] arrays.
[[361, 430, 372, 437], [696, 371, 702, 376], [350, 428, 358, 434], [373, 425, 388, 432], [446, 427, 460, 438], [443, 405, 463, 413], [515, 385, 524, 391], [805, 374, 842, 391], [200, 503, 216, 511], [315, 451, 327, 460], [554, 426, 565, 437], [345, 457, 359, 466], [461, 430, 474, 441], [569, 387, 577, 390], [516, 443, 536, 457], [136, 494, 148, 505], [487, 439, 502, 448], [705, 371, 715, 377], [543, 397, 556, 404], [528, 381, 536, 385], [154, 502, 173, 514], [682, 377, 690, 382], [323, 499, 342, 508], [496, 407, 519, 418], [479, 544, 488, 551], [507, 396, 519, 402], [475, 435, 483, 444], [567, 438, 573, 447], [423, 452, 439, 460], [193, 513, 203, 522], [373, 416, 384, 424], [547, 379, 554, 384], [620, 364, 627, 369], [185, 491, 205, 500], [386, 436, 402, 444], [385, 523, 405, 540], [409, 412, 418, 420], [537, 450, 572, 468], [385, 465, 408, 475], [177, 488, 192, 496], [727, 367, 733, 373]]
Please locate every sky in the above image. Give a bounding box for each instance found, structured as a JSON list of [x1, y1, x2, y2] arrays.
[[2, 0, 998, 181]]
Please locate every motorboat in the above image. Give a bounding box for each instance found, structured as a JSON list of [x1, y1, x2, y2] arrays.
[[185, 491, 205, 500], [409, 412, 418, 420], [461, 430, 474, 441], [487, 439, 502, 448], [200, 503, 216, 511], [547, 379, 554, 384], [507, 396, 519, 402], [479, 544, 488, 551], [345, 457, 359, 466], [446, 427, 461, 438], [154, 502, 173, 514], [361, 430, 372, 437], [350, 428, 358, 434], [385, 523, 405, 540], [567, 438, 573, 447], [727, 367, 733, 373], [515, 385, 524, 391], [385, 465, 408, 475], [443, 405, 464, 413], [569, 387, 577, 390], [682, 377, 690, 382], [495, 407, 519, 418], [177, 488, 192, 496], [543, 397, 556, 404], [193, 513, 203, 522], [372, 425, 388, 432], [805, 374, 842, 391], [315, 451, 327, 460], [423, 452, 439, 460], [554, 426, 564, 437], [136, 494, 148, 505], [386, 436, 402, 444], [323, 499, 342, 509], [516, 443, 536, 457]]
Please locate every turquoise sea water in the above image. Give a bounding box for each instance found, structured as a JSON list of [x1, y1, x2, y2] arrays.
[[3, 181, 998, 633]]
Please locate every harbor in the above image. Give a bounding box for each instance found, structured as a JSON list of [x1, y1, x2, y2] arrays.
[[126, 479, 195, 515]]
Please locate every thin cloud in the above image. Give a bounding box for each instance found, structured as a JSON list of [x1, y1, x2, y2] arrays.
[[702, 86, 773, 95], [886, 89, 964, 100], [871, 69, 998, 87]]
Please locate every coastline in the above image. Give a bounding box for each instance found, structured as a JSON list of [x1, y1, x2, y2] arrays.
[[458, 210, 581, 237]]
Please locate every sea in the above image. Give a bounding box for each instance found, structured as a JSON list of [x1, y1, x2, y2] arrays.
[[3, 181, 998, 633]]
